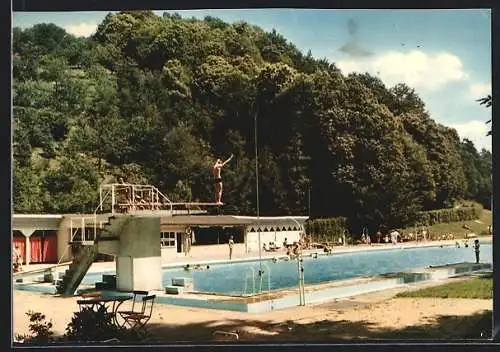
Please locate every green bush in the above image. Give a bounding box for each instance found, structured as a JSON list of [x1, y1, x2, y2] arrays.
[[305, 217, 348, 244], [65, 305, 127, 342], [15, 311, 54, 344], [415, 205, 482, 227]]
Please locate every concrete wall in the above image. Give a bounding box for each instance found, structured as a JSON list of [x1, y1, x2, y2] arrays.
[[116, 256, 133, 291], [57, 217, 72, 262], [161, 247, 177, 263], [116, 217, 162, 291], [97, 240, 120, 256], [119, 217, 161, 258]]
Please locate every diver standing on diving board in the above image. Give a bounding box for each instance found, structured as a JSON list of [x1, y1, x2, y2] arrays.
[[213, 154, 233, 205]]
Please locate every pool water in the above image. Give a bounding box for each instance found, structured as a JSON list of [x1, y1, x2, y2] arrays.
[[81, 244, 492, 296]]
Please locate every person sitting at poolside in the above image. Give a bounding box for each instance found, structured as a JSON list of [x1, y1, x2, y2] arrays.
[[184, 264, 191, 271], [273, 242, 280, 251], [13, 245, 22, 272], [292, 243, 300, 256], [272, 257, 278, 263]]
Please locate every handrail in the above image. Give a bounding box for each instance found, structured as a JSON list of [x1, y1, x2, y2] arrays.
[[93, 189, 111, 239], [155, 188, 173, 213], [56, 190, 111, 266], [14, 261, 73, 277], [100, 183, 173, 214]]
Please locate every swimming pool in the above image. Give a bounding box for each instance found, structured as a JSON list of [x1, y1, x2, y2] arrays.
[[81, 243, 492, 296]]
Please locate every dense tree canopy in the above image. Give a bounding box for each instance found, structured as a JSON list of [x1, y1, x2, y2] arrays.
[[12, 11, 492, 234]]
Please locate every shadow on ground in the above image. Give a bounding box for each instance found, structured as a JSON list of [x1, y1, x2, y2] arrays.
[[145, 310, 492, 342]]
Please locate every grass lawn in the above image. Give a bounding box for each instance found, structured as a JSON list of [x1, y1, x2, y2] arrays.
[[396, 274, 493, 299], [401, 208, 492, 239]]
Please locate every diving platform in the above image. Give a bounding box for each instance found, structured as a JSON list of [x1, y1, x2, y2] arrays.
[[98, 183, 222, 216]]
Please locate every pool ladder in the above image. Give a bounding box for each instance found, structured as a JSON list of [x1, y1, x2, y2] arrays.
[[243, 267, 256, 295], [297, 255, 306, 306], [243, 264, 271, 297]]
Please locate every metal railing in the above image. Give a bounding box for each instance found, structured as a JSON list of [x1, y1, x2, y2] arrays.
[[243, 266, 256, 296], [56, 190, 111, 265], [99, 183, 174, 215]]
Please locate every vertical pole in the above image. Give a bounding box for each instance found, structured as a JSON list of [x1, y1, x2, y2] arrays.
[[308, 186, 311, 218], [99, 187, 103, 212], [297, 255, 302, 305], [111, 185, 115, 215], [254, 104, 263, 290], [24, 232, 31, 266], [81, 217, 85, 242], [132, 185, 135, 211], [150, 188, 153, 210]]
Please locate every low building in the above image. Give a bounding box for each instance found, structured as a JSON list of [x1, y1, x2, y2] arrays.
[[12, 213, 308, 266]]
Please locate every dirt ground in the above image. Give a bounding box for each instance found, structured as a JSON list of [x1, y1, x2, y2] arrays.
[[13, 276, 492, 342]]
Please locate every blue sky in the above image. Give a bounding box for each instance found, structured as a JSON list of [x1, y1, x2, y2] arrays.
[[13, 9, 492, 151]]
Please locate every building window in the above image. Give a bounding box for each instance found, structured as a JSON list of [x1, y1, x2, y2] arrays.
[[160, 232, 177, 248]]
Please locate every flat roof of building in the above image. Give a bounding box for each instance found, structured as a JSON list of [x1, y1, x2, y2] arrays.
[[13, 214, 64, 219], [161, 215, 254, 226], [12, 214, 309, 228], [161, 215, 308, 226]]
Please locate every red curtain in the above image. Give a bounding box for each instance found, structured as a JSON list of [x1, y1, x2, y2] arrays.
[[30, 235, 43, 263], [43, 234, 58, 263], [13, 235, 26, 264], [30, 232, 58, 264]]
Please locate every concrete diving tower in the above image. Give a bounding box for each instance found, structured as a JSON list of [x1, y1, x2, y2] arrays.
[[57, 215, 163, 295]]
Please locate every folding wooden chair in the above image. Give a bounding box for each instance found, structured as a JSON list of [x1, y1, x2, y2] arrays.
[[118, 295, 156, 337], [117, 290, 148, 315]]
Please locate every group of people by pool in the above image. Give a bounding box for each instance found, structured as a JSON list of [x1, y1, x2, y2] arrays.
[[440, 238, 481, 263]]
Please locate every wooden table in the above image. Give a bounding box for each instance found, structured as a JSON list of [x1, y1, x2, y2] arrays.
[[77, 296, 132, 327]]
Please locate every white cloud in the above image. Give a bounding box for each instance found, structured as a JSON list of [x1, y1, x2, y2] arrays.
[[336, 50, 468, 91], [450, 120, 491, 151], [469, 82, 491, 99], [64, 22, 98, 37]]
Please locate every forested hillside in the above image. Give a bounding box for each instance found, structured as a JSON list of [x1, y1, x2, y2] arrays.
[[12, 11, 492, 232]]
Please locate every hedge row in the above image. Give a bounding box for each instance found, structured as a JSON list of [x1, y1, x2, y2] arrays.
[[304, 217, 348, 243], [414, 205, 483, 227]]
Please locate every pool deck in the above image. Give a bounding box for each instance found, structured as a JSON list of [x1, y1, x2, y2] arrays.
[[143, 261, 492, 313], [13, 261, 492, 313]]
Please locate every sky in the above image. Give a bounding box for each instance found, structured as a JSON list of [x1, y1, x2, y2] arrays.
[[12, 9, 492, 151]]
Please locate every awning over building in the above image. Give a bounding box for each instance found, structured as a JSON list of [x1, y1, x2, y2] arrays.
[[161, 215, 254, 226], [161, 215, 308, 227], [234, 216, 309, 226], [12, 214, 64, 236]]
